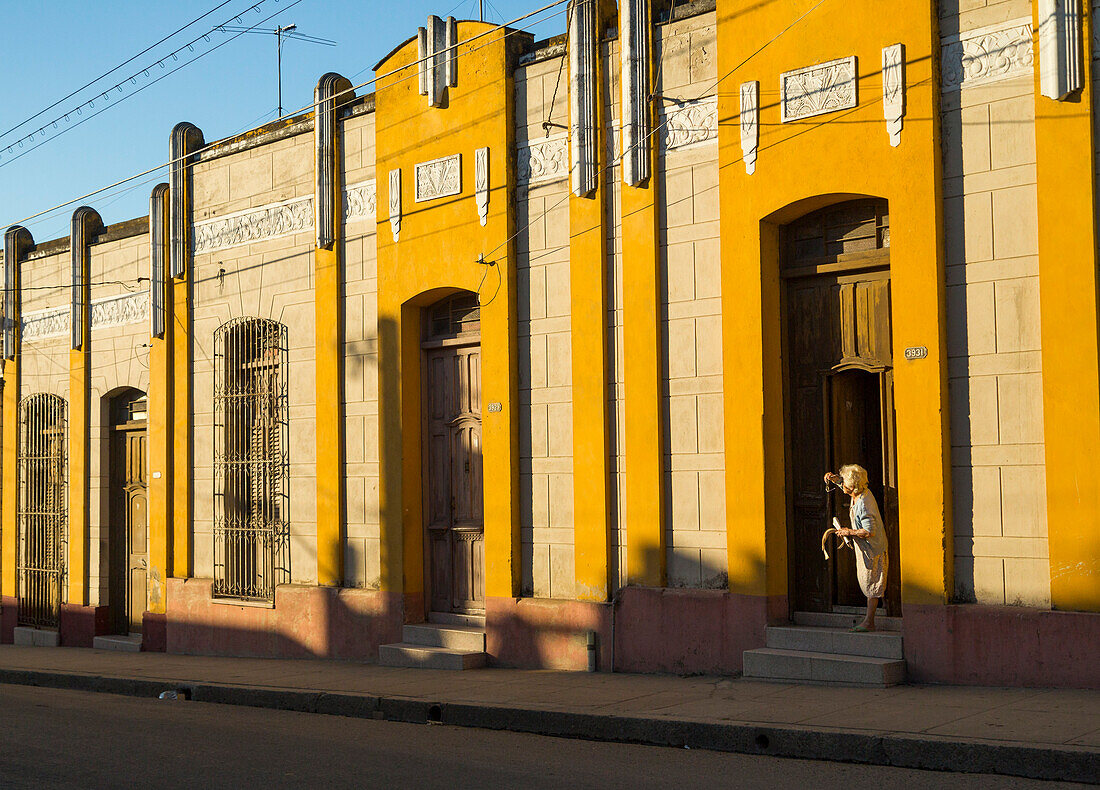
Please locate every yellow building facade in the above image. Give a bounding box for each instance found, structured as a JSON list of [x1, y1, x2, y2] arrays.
[[1, 0, 1097, 687]]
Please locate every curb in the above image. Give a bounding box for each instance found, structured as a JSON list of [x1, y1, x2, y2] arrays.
[[0, 668, 1095, 783]]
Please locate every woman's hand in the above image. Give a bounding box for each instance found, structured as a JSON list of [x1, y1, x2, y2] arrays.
[[824, 472, 841, 485]]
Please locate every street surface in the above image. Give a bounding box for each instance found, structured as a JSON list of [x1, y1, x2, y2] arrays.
[[0, 685, 1089, 789]]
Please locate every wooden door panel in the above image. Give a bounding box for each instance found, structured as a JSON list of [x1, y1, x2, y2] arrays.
[[424, 344, 484, 615]]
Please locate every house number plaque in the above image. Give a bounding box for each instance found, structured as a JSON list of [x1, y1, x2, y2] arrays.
[[487, 402, 503, 413], [904, 346, 928, 360]]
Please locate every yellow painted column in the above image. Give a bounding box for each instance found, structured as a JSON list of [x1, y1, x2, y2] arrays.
[[148, 184, 172, 612], [1, 357, 18, 601], [482, 251, 522, 600], [315, 245, 345, 586], [172, 270, 192, 577], [622, 5, 664, 589], [570, 91, 612, 597], [68, 208, 100, 608], [1034, 6, 1100, 611]]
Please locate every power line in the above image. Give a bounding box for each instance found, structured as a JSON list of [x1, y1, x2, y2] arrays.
[[0, 0, 306, 173], [0, 0, 243, 145], [3, 0, 572, 232], [0, 0, 285, 163]]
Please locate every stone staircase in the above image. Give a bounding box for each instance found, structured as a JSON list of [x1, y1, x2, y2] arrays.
[[743, 613, 905, 687], [379, 622, 487, 670]]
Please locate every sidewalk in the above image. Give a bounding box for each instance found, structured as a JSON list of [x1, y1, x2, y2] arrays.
[[0, 645, 1095, 783]]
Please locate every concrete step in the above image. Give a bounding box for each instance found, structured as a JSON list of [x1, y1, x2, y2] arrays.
[[378, 643, 487, 670], [403, 623, 486, 652], [93, 634, 142, 653], [13, 627, 59, 647], [428, 611, 486, 628], [765, 625, 903, 660], [743, 647, 905, 687], [792, 611, 903, 632]]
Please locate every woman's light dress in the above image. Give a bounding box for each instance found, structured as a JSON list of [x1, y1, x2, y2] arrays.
[[849, 490, 889, 599]]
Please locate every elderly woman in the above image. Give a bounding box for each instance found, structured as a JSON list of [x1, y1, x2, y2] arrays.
[[823, 464, 889, 632]]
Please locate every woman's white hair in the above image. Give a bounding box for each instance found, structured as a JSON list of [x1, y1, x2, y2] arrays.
[[839, 464, 869, 494]]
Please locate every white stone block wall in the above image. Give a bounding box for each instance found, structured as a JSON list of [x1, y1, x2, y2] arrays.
[[190, 127, 319, 585], [656, 12, 726, 588], [941, 0, 1051, 606], [515, 49, 577, 599], [341, 109, 382, 589]]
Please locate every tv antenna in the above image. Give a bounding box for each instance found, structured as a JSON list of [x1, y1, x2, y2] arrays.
[[217, 24, 336, 117]]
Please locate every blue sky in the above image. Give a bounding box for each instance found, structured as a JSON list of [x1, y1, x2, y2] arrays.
[[0, 0, 565, 242]]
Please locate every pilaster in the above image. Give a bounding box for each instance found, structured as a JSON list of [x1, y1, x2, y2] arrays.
[[147, 183, 172, 613]]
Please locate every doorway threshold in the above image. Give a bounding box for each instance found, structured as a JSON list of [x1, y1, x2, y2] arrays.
[[429, 611, 486, 628], [792, 611, 902, 632]]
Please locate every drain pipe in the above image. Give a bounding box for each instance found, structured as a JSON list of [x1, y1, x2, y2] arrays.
[[586, 630, 597, 672]]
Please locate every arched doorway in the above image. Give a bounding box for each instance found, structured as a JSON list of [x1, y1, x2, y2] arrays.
[[782, 199, 902, 616], [107, 388, 148, 635], [422, 292, 484, 619]]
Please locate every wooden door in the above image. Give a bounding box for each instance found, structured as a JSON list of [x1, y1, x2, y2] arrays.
[[785, 271, 896, 613], [425, 345, 484, 615], [110, 425, 148, 634]]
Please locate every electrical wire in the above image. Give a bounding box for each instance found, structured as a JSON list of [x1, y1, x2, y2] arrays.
[[4, 0, 571, 233], [0, 0, 243, 145], [0, 0, 301, 172], [0, 0, 283, 160]]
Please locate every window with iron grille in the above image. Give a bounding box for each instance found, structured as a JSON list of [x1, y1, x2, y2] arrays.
[[17, 393, 67, 628], [213, 317, 289, 604]]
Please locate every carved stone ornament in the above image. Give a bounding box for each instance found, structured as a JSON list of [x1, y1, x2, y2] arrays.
[[569, 0, 599, 196], [343, 180, 377, 223], [389, 169, 402, 242], [1038, 0, 1083, 100], [415, 154, 462, 202], [193, 197, 313, 255], [620, 0, 651, 186], [475, 147, 489, 226], [781, 56, 858, 122], [21, 307, 68, 341], [659, 96, 718, 151], [418, 15, 457, 108], [882, 44, 905, 147], [516, 134, 568, 187], [22, 292, 150, 342], [739, 82, 759, 174], [941, 19, 1034, 92]]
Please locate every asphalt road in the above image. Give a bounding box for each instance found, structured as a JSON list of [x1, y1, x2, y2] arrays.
[[0, 684, 1089, 789]]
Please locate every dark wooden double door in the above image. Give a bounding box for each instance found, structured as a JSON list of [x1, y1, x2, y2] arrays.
[[785, 269, 902, 616], [424, 345, 485, 616], [109, 420, 148, 635]]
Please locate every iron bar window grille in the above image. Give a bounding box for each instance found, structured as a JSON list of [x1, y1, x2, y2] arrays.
[[213, 317, 290, 604], [17, 393, 67, 629]]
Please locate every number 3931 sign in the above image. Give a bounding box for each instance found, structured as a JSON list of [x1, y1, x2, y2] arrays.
[[904, 346, 928, 360]]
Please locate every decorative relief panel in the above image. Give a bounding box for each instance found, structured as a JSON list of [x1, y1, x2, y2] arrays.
[[194, 196, 313, 255], [739, 83, 759, 174], [516, 134, 568, 187], [22, 292, 150, 341], [22, 307, 68, 341], [475, 147, 489, 227], [660, 95, 718, 151], [389, 169, 402, 242], [781, 56, 858, 122], [941, 19, 1034, 92], [91, 291, 150, 330], [343, 180, 377, 223], [882, 44, 905, 147], [415, 154, 462, 202]]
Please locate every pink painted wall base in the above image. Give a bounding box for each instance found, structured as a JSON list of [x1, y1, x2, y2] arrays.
[[0, 596, 16, 643], [59, 604, 110, 647], [165, 578, 406, 661], [903, 604, 1100, 689]]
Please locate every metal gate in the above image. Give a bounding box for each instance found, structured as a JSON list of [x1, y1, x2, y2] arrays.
[[17, 393, 67, 628], [212, 317, 289, 603]]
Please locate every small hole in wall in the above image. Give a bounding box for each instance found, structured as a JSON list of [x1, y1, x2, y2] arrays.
[[427, 704, 443, 724], [755, 733, 770, 750]]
